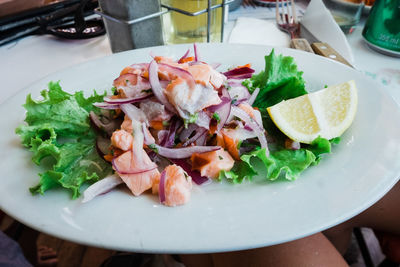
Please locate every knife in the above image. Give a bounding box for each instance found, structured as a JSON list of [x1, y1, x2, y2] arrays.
[[290, 24, 353, 68]]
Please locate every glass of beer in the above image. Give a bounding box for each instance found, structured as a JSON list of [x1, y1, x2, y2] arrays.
[[162, 0, 223, 44]]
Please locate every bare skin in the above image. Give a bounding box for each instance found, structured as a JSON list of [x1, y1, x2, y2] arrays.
[[181, 181, 400, 266], [181, 233, 348, 267], [324, 180, 400, 254]]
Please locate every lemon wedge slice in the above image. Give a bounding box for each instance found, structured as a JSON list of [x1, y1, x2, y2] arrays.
[[267, 80, 358, 144]]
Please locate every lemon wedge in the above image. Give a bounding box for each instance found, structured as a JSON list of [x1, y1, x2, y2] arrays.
[[267, 80, 358, 144]]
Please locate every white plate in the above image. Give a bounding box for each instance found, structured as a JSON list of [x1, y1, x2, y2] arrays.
[[1, 43, 399, 254]]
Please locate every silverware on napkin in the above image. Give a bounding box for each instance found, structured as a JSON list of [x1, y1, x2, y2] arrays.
[[275, 0, 352, 67], [299, 24, 353, 67]]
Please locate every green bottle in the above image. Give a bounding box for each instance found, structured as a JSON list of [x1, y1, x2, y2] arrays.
[[362, 0, 400, 56]]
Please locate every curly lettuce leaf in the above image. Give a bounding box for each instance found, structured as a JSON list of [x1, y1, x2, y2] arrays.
[[248, 49, 308, 108], [16, 81, 111, 198], [220, 136, 339, 184]]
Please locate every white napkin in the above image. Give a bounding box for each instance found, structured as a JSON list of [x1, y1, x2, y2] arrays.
[[301, 0, 355, 64], [228, 17, 290, 47]]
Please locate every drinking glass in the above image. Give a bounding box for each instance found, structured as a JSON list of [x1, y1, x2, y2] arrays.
[[162, 0, 223, 44], [322, 0, 365, 34]]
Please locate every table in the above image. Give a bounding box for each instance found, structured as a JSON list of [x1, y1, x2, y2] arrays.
[[0, 3, 399, 260]]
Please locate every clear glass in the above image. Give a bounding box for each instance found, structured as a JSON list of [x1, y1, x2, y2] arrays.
[[161, 0, 222, 44], [322, 0, 365, 34]]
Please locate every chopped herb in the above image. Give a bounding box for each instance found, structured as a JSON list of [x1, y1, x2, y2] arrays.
[[162, 121, 170, 126], [218, 156, 223, 160], [111, 86, 117, 95], [212, 112, 221, 122], [231, 99, 237, 105], [148, 144, 158, 152], [141, 89, 152, 94], [242, 79, 253, 93], [184, 113, 199, 128], [237, 140, 242, 149]]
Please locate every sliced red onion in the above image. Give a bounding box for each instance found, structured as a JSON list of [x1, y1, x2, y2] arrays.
[[223, 67, 255, 79], [120, 104, 146, 163], [179, 123, 198, 143], [152, 144, 220, 159], [178, 49, 191, 63], [227, 80, 251, 103], [207, 86, 231, 131], [196, 132, 207, 146], [194, 43, 199, 61], [231, 106, 269, 156], [158, 130, 168, 145], [82, 174, 123, 203], [148, 60, 176, 113], [93, 102, 120, 109], [159, 170, 166, 203], [248, 87, 260, 106], [142, 122, 155, 145], [103, 94, 152, 104], [158, 63, 195, 89], [112, 156, 157, 174], [120, 103, 147, 123], [169, 159, 210, 185], [160, 117, 181, 148], [210, 63, 221, 69], [183, 127, 207, 147], [196, 111, 211, 130]]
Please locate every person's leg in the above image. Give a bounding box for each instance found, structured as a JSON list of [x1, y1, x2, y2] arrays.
[[182, 233, 348, 267], [324, 181, 400, 254]]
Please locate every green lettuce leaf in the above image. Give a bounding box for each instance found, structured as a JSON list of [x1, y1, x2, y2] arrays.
[[221, 136, 338, 184], [16, 81, 111, 198], [248, 49, 308, 108]]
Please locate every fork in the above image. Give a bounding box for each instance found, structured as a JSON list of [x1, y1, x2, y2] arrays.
[[275, 0, 314, 53]]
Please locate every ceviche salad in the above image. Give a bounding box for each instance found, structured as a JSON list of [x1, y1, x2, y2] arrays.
[[16, 45, 357, 207]]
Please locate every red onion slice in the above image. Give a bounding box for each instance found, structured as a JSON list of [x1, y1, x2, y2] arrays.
[[183, 127, 207, 147], [210, 63, 221, 69], [82, 174, 123, 203], [196, 111, 211, 130], [160, 117, 181, 147], [196, 132, 207, 146], [120, 103, 147, 123], [248, 87, 260, 106], [93, 102, 120, 109], [142, 122, 155, 146], [103, 94, 152, 104], [179, 123, 198, 143], [178, 49, 191, 63], [169, 159, 210, 185], [158, 63, 195, 89], [231, 106, 269, 156], [148, 60, 176, 113], [207, 86, 231, 131], [223, 67, 255, 79], [152, 144, 220, 159], [159, 170, 166, 203], [194, 43, 199, 62]]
